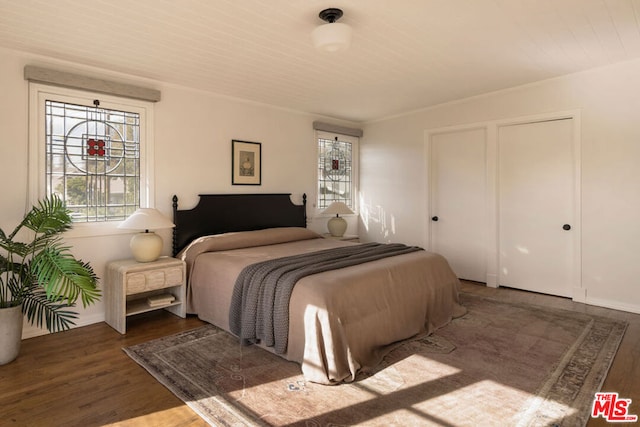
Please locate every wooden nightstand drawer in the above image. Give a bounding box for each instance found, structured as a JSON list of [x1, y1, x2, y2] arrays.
[[126, 266, 183, 294], [165, 267, 183, 285], [126, 273, 146, 294]]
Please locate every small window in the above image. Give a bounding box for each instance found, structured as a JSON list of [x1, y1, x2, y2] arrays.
[[317, 131, 358, 210], [45, 100, 141, 222], [29, 84, 153, 235]]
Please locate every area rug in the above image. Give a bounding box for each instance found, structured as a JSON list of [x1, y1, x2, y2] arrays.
[[124, 294, 627, 426]]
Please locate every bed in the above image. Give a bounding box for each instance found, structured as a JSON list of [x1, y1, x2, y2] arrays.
[[173, 193, 465, 384]]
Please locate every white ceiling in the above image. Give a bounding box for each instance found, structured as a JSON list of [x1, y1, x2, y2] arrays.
[[1, 0, 640, 122]]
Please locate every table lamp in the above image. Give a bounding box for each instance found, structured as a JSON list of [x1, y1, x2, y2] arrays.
[[118, 208, 175, 262], [322, 201, 354, 237]]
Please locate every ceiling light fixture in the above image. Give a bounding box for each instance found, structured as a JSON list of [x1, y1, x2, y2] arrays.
[[311, 8, 352, 52]]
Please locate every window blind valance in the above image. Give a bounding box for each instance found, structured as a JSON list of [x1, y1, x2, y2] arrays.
[[313, 121, 363, 137], [24, 65, 161, 102]]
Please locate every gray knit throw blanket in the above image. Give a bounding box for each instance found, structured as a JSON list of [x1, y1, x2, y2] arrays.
[[228, 242, 423, 354]]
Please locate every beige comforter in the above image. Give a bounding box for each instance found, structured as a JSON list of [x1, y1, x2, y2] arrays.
[[179, 227, 465, 384]]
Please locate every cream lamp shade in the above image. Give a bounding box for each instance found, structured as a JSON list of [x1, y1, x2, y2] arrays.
[[311, 8, 352, 52], [322, 201, 355, 237], [118, 208, 175, 262], [311, 22, 352, 52]]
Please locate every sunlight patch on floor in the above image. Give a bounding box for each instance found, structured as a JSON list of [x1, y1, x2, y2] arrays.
[[100, 408, 178, 426], [357, 356, 462, 396], [418, 380, 577, 426]]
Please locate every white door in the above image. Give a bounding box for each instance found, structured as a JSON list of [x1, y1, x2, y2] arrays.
[[430, 128, 487, 282], [498, 119, 576, 297]]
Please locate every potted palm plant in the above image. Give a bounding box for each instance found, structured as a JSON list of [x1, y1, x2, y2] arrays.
[[0, 195, 100, 364]]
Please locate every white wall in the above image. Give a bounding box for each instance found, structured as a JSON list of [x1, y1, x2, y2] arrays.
[[360, 58, 640, 314], [0, 47, 358, 338]]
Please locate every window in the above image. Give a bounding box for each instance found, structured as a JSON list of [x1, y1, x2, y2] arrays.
[[29, 84, 154, 236], [317, 131, 358, 210], [45, 100, 140, 222]]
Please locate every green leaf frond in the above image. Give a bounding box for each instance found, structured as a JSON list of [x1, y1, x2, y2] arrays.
[[22, 288, 78, 333], [0, 239, 31, 259], [30, 233, 64, 255], [31, 244, 100, 307], [0, 253, 16, 273], [0, 256, 33, 306], [22, 195, 72, 236], [6, 273, 32, 300]]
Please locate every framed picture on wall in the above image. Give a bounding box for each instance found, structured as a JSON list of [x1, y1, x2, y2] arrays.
[[232, 140, 262, 185]]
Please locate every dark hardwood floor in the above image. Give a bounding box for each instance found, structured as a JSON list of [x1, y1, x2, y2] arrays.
[[0, 311, 208, 426], [0, 281, 637, 426]]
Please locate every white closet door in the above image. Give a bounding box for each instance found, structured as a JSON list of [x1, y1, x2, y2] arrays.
[[498, 119, 575, 297], [430, 128, 487, 282]]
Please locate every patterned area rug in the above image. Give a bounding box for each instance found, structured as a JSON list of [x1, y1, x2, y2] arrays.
[[124, 294, 627, 426]]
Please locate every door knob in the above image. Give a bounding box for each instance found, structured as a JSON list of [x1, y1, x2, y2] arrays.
[[431, 216, 439, 222], [563, 224, 571, 231]]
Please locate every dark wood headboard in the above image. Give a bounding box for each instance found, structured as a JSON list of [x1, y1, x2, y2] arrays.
[[172, 193, 307, 256]]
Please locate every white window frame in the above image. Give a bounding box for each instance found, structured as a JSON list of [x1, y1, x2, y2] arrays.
[[315, 130, 359, 215], [28, 83, 155, 238]]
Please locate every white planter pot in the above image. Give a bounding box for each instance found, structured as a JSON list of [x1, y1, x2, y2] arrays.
[[0, 304, 23, 365]]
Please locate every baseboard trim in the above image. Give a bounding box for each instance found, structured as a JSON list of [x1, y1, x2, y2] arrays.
[[584, 296, 640, 315], [22, 313, 106, 340], [486, 274, 498, 288], [572, 287, 587, 303]]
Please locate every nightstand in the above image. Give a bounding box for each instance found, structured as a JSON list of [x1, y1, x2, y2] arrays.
[[105, 257, 186, 334], [323, 233, 360, 243]]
